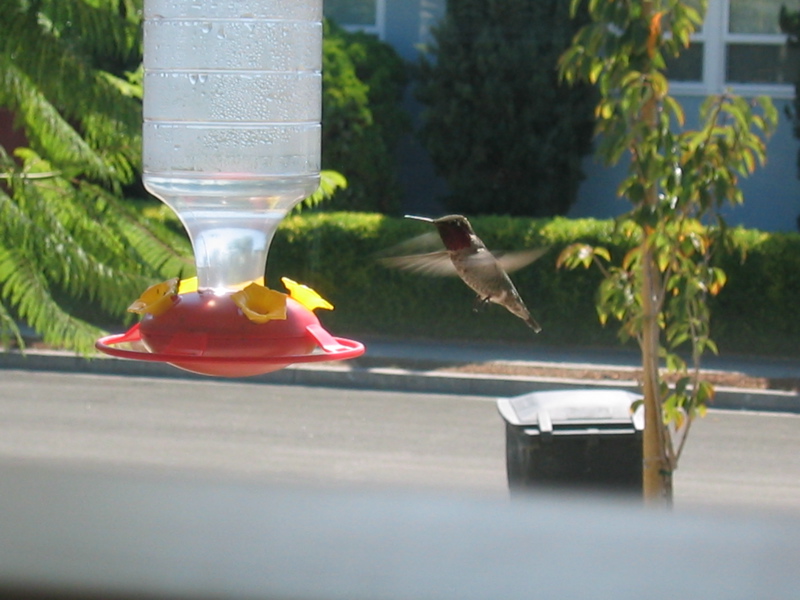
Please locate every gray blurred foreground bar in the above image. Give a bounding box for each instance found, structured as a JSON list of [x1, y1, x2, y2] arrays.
[[0, 460, 798, 600]]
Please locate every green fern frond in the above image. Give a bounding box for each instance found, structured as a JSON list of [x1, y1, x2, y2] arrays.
[[1, 1, 142, 132], [92, 186, 194, 281], [0, 1, 142, 187], [294, 170, 348, 212], [119, 221, 195, 281], [0, 1, 171, 353], [0, 300, 25, 350], [0, 244, 103, 355], [37, 0, 142, 67], [1, 154, 170, 326], [0, 61, 117, 183]]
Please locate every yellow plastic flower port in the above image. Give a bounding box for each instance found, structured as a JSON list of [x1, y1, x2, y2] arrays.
[[281, 277, 334, 312], [231, 283, 288, 324], [177, 277, 198, 294], [128, 278, 179, 317]]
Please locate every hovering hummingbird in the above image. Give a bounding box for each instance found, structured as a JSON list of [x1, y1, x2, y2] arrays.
[[380, 214, 546, 332]]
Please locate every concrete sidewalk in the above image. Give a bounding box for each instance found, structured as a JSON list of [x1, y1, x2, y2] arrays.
[[359, 336, 800, 378], [0, 335, 798, 413]]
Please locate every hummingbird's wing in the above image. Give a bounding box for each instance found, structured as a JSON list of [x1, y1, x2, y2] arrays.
[[378, 251, 459, 276], [379, 236, 550, 277], [493, 247, 551, 274], [376, 232, 460, 276], [378, 232, 443, 256]]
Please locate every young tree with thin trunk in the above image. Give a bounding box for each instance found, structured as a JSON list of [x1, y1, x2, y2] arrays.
[[558, 0, 777, 504]]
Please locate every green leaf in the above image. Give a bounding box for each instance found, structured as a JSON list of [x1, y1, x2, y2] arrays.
[[703, 338, 719, 355], [695, 380, 715, 405], [593, 246, 612, 262], [664, 351, 687, 372], [589, 61, 605, 84], [557, 243, 596, 269], [621, 247, 640, 270], [656, 247, 671, 273], [295, 170, 348, 213], [662, 95, 685, 126]]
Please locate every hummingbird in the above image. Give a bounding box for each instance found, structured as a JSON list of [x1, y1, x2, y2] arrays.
[[380, 214, 545, 332]]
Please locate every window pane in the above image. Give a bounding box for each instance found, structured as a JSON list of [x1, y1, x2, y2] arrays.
[[665, 43, 704, 81], [726, 43, 800, 83], [324, 0, 376, 27], [729, 0, 800, 34]]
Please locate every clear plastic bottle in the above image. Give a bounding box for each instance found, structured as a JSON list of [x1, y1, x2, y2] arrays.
[[142, 0, 322, 291]]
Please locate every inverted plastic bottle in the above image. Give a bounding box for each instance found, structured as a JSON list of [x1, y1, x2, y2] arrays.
[[142, 0, 322, 292]]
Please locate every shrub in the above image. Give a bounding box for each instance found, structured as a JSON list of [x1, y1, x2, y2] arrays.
[[415, 0, 596, 217], [711, 230, 800, 356], [322, 20, 410, 214]]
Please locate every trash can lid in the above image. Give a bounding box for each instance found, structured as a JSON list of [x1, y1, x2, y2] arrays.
[[496, 389, 644, 432]]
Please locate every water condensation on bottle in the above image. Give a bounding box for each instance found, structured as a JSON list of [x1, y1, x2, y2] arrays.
[[142, 0, 321, 204], [142, 0, 323, 291]]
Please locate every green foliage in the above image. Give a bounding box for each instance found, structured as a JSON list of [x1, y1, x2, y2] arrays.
[[558, 0, 777, 490], [322, 20, 410, 214], [267, 213, 800, 357], [711, 230, 800, 356], [295, 170, 349, 213], [0, 0, 191, 353], [415, 0, 597, 217], [1, 0, 143, 186]]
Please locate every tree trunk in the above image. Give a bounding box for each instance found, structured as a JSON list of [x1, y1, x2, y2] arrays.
[[638, 0, 672, 505], [640, 244, 672, 505]]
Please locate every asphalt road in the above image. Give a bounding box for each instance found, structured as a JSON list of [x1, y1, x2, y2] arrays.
[[1, 370, 798, 512]]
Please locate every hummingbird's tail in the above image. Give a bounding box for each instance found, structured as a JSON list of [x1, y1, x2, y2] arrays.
[[525, 316, 543, 334]]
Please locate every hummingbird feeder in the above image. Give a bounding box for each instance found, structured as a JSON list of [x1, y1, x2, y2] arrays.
[[96, 0, 365, 377]]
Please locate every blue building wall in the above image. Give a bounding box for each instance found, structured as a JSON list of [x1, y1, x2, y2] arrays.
[[384, 0, 444, 61], [569, 96, 800, 232]]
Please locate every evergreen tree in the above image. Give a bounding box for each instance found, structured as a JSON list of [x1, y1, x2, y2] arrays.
[[321, 20, 410, 214], [415, 0, 596, 217]]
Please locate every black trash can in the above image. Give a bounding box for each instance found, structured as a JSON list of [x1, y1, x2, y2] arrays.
[[497, 389, 644, 495]]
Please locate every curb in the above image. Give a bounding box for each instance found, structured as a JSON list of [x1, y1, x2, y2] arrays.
[[1, 350, 797, 414]]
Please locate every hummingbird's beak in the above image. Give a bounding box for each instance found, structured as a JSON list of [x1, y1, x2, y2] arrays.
[[404, 215, 434, 223]]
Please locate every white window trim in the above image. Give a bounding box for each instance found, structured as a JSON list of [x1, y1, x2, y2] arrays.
[[670, 0, 795, 98], [336, 0, 386, 39]]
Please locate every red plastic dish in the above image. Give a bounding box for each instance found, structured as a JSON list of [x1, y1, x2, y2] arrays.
[[95, 292, 365, 377]]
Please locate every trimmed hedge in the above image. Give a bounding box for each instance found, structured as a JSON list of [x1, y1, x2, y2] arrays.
[[266, 213, 800, 357]]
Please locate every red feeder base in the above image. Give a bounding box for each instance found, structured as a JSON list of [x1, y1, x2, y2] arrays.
[[95, 293, 365, 377]]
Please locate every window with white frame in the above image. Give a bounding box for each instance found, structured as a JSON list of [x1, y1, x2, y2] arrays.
[[324, 0, 386, 38], [669, 0, 800, 97]]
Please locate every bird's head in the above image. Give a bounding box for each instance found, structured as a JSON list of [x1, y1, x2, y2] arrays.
[[405, 214, 474, 250]]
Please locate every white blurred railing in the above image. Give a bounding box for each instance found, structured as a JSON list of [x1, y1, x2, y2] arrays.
[[0, 460, 798, 600]]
